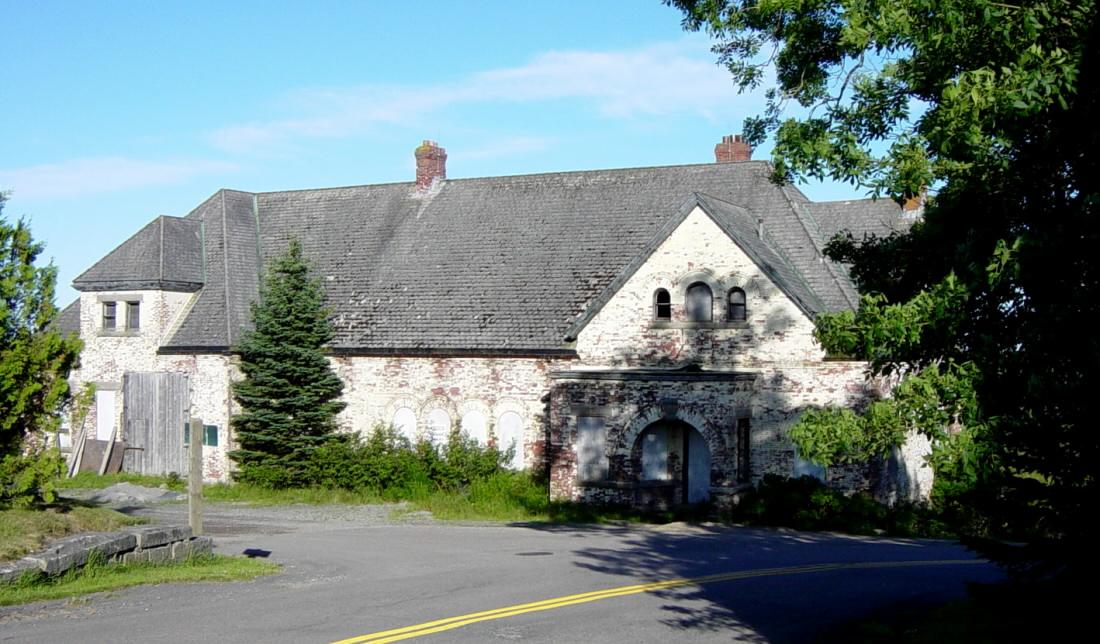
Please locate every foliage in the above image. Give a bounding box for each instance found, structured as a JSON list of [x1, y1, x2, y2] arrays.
[[670, 0, 1099, 565], [0, 504, 142, 561], [0, 553, 279, 606], [1, 195, 82, 506], [305, 424, 510, 494], [229, 238, 346, 488], [730, 474, 947, 537]]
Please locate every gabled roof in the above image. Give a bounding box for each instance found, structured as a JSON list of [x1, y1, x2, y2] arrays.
[[807, 198, 910, 241], [73, 216, 203, 292], [80, 159, 903, 355], [56, 298, 80, 336], [564, 193, 825, 340]]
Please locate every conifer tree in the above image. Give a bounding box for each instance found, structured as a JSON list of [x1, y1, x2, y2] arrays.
[[1, 193, 81, 505], [229, 238, 346, 487]]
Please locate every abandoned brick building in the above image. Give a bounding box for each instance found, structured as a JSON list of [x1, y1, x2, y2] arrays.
[[59, 136, 930, 506]]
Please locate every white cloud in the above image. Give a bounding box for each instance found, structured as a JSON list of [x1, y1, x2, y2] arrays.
[[208, 39, 740, 153], [0, 157, 238, 200]]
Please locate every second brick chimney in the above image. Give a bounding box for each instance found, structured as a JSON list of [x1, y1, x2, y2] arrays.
[[415, 140, 447, 190], [715, 134, 752, 163]]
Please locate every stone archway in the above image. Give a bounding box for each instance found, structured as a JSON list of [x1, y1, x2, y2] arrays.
[[634, 419, 711, 504]]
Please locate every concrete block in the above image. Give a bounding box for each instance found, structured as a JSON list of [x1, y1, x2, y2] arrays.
[[24, 532, 136, 576], [144, 545, 171, 564], [121, 550, 148, 565], [170, 540, 190, 561], [189, 536, 214, 557], [0, 558, 41, 585], [128, 525, 192, 550]]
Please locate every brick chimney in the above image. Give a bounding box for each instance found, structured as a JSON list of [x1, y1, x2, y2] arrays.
[[715, 134, 752, 163], [415, 140, 447, 190]]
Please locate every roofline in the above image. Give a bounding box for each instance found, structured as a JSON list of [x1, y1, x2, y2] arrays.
[[225, 160, 777, 197], [157, 346, 578, 359], [73, 280, 203, 292]]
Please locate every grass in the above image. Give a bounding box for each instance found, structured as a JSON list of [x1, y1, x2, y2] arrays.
[[0, 554, 280, 606], [0, 505, 145, 562], [202, 482, 388, 506], [57, 471, 186, 492]]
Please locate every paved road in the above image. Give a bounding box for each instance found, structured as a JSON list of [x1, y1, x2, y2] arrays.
[[0, 502, 1003, 643]]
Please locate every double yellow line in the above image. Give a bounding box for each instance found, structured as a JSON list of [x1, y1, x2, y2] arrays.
[[333, 558, 984, 643]]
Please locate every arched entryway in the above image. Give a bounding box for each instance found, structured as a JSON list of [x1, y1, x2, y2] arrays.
[[634, 419, 711, 504]]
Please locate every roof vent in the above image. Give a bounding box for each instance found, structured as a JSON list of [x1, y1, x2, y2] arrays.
[[715, 134, 752, 163], [415, 140, 447, 191]]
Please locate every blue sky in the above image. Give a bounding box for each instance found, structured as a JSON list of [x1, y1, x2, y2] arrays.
[[2, 1, 865, 304]]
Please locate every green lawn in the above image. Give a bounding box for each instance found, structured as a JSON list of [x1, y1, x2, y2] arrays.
[[0, 554, 279, 606], [0, 505, 144, 562]]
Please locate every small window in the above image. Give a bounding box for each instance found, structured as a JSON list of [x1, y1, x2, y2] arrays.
[[183, 424, 219, 447], [736, 417, 751, 483], [126, 301, 140, 330], [102, 302, 117, 330], [728, 288, 747, 322], [654, 289, 671, 321], [685, 282, 713, 322]]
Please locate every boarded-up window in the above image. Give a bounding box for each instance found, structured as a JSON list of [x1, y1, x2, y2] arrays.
[[460, 411, 488, 445], [95, 389, 116, 441], [392, 407, 418, 444], [126, 301, 140, 330], [640, 426, 670, 480], [496, 411, 524, 470], [685, 282, 713, 322], [426, 409, 451, 446], [793, 448, 826, 481], [736, 417, 751, 483], [577, 416, 608, 482], [654, 289, 671, 321], [728, 288, 747, 322]]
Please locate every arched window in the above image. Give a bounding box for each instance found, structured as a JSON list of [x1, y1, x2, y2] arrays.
[[392, 407, 418, 444], [496, 411, 525, 470], [426, 408, 451, 446], [728, 287, 747, 322], [685, 282, 713, 322], [460, 410, 488, 445], [653, 288, 671, 321]]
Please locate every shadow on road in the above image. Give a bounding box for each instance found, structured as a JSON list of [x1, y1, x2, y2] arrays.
[[516, 522, 1004, 642]]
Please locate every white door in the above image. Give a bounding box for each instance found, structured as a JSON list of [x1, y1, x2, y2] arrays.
[[95, 390, 117, 441], [641, 427, 669, 480]]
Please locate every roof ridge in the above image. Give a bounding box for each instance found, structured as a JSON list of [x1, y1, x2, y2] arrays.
[[245, 160, 775, 197]]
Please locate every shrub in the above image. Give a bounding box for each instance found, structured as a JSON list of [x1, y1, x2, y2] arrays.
[[730, 474, 945, 537], [0, 448, 64, 509]]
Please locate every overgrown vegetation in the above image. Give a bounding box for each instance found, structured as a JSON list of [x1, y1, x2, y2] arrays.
[[1, 193, 83, 508], [669, 0, 1099, 572], [0, 504, 143, 561], [56, 471, 186, 492], [728, 475, 949, 538], [229, 237, 346, 488], [0, 551, 279, 606]]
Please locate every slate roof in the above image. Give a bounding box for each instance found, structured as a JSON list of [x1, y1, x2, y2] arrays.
[[75, 160, 906, 355], [56, 298, 81, 336], [72, 216, 203, 292], [807, 199, 910, 241]]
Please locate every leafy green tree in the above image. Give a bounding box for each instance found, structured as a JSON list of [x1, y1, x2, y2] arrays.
[[669, 0, 1098, 563], [1, 193, 82, 506], [229, 238, 346, 487]]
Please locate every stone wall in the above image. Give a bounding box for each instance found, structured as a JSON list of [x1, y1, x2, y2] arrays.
[[0, 526, 212, 584]]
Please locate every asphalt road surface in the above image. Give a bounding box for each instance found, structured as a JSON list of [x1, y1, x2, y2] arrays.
[[0, 500, 1003, 643]]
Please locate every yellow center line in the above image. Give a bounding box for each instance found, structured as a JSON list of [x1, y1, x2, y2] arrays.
[[332, 558, 985, 644]]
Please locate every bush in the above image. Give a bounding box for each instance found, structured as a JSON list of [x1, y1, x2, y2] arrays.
[[729, 474, 946, 537], [305, 424, 509, 495], [0, 448, 64, 509]]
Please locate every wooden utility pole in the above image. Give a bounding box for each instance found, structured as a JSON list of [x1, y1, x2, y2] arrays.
[[188, 417, 203, 536]]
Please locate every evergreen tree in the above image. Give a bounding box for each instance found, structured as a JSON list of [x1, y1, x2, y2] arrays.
[[1, 193, 81, 505], [229, 238, 346, 487]]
